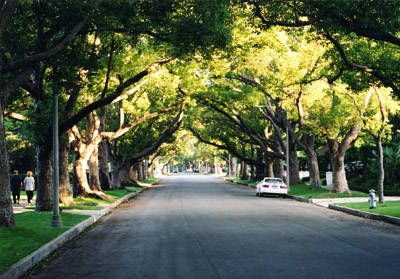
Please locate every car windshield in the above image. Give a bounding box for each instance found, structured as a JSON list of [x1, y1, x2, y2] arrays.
[[265, 178, 283, 183]]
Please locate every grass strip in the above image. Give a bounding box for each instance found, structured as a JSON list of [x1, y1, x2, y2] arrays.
[[338, 200, 400, 218], [288, 184, 368, 199], [0, 212, 89, 273]]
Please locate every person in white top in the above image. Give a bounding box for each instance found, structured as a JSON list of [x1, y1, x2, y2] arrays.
[[24, 171, 35, 205]]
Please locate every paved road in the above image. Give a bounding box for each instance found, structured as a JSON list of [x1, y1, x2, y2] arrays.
[[36, 175, 400, 279]]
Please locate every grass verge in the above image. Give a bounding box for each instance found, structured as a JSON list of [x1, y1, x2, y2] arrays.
[[63, 186, 142, 211], [289, 184, 368, 199], [338, 201, 400, 218], [0, 212, 89, 273]]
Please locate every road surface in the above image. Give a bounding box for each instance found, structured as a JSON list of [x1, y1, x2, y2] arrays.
[[35, 175, 400, 279]]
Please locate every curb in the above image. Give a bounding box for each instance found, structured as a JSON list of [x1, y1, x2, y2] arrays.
[[328, 204, 400, 226], [1, 188, 146, 279]]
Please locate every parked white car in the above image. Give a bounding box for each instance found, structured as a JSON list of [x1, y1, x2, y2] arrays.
[[256, 177, 288, 196]]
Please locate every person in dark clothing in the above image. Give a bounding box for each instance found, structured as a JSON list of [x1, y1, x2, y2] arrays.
[[10, 170, 22, 204]]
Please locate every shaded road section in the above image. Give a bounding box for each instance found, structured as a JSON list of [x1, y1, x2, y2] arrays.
[[36, 175, 400, 279]]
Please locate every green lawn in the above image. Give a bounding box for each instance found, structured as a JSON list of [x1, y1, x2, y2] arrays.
[[64, 186, 142, 210], [339, 201, 400, 218], [62, 197, 106, 210], [0, 212, 89, 273], [125, 186, 142, 192], [289, 184, 368, 199]]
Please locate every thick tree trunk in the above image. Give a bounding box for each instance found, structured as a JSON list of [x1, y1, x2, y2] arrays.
[[98, 141, 111, 190], [36, 144, 53, 211], [255, 162, 264, 180], [329, 140, 350, 193], [307, 149, 322, 189], [302, 135, 322, 189], [250, 146, 255, 179], [110, 159, 122, 189], [98, 105, 111, 190], [88, 145, 102, 191], [267, 162, 274, 177], [118, 163, 139, 187], [230, 157, 237, 177], [273, 138, 284, 179], [376, 135, 384, 203], [59, 140, 73, 206], [273, 158, 284, 179], [289, 140, 300, 184], [75, 157, 111, 200], [0, 102, 15, 227], [240, 160, 247, 180], [75, 158, 91, 196]]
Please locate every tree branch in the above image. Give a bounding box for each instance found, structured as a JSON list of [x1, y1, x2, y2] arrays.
[[60, 57, 173, 133], [325, 33, 400, 96]]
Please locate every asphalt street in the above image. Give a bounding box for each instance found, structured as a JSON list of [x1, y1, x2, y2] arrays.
[[36, 175, 400, 279]]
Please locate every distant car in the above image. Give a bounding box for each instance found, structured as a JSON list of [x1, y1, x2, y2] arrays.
[[256, 177, 288, 197]]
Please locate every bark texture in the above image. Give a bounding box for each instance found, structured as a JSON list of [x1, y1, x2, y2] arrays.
[[36, 144, 53, 211], [59, 141, 73, 206], [328, 125, 362, 193], [302, 134, 322, 189], [0, 102, 14, 226], [289, 140, 300, 184]]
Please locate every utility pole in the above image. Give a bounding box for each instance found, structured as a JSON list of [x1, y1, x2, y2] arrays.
[[51, 90, 62, 227]]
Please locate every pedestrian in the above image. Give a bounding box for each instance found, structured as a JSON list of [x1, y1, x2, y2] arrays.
[[10, 170, 22, 204], [24, 171, 35, 205]]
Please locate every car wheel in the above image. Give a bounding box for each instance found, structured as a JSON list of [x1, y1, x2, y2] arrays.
[[259, 192, 263, 197], [256, 192, 259, 196]]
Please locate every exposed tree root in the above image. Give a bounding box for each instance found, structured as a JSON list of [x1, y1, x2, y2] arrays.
[[80, 190, 114, 202]]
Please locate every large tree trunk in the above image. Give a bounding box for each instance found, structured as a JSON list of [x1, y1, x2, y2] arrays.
[[289, 140, 300, 184], [98, 141, 111, 190], [376, 135, 384, 203], [273, 158, 284, 179], [110, 159, 122, 189], [328, 126, 361, 193], [118, 162, 138, 187], [88, 145, 102, 191], [75, 158, 91, 196], [329, 140, 350, 193], [273, 137, 284, 179], [98, 107, 111, 190], [255, 149, 267, 180], [230, 157, 237, 177], [267, 161, 274, 177], [36, 144, 53, 211], [302, 134, 322, 189], [75, 157, 111, 200], [307, 149, 322, 189], [0, 102, 14, 227], [240, 160, 247, 180], [59, 140, 73, 206]]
